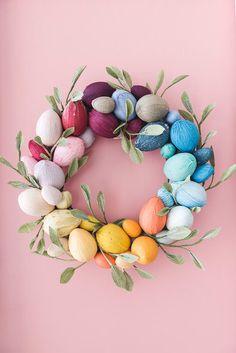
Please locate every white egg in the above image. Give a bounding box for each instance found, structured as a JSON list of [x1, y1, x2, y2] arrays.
[[18, 188, 54, 217], [36, 109, 62, 146], [167, 206, 193, 230], [21, 155, 37, 175], [41, 185, 62, 205], [34, 160, 65, 189], [80, 127, 95, 149]]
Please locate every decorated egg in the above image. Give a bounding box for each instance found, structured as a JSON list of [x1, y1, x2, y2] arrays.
[[83, 82, 115, 107], [139, 196, 166, 235], [91, 96, 115, 114], [34, 160, 65, 189], [53, 137, 85, 167], [69, 228, 98, 262], [89, 110, 119, 138], [41, 185, 62, 205], [160, 143, 176, 159], [62, 100, 88, 136], [166, 206, 193, 230], [131, 85, 152, 99], [170, 120, 199, 152], [165, 110, 181, 125], [96, 224, 130, 254], [135, 94, 169, 122], [43, 209, 81, 237], [191, 164, 214, 183], [112, 89, 137, 121], [175, 181, 207, 208], [18, 188, 54, 216], [80, 127, 96, 148], [28, 140, 50, 161], [157, 187, 175, 207], [164, 153, 197, 181], [36, 109, 62, 146], [135, 122, 169, 151], [193, 147, 213, 165], [126, 118, 144, 135], [56, 191, 72, 209], [21, 155, 37, 175]]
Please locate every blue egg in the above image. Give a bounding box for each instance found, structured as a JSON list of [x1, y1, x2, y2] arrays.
[[157, 187, 175, 207], [176, 181, 207, 208], [160, 143, 176, 159], [163, 153, 197, 181], [165, 110, 181, 125], [191, 164, 214, 183], [170, 120, 199, 152], [193, 148, 213, 165], [135, 122, 169, 151], [112, 89, 137, 121]]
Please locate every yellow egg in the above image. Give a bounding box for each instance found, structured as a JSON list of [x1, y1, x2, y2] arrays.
[[56, 191, 72, 209], [69, 228, 97, 262], [96, 224, 131, 254], [80, 215, 99, 232], [43, 209, 81, 237]]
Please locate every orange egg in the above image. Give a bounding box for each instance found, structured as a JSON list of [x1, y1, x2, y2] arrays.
[[94, 252, 115, 269], [131, 236, 158, 265], [122, 219, 142, 238], [139, 196, 166, 235]]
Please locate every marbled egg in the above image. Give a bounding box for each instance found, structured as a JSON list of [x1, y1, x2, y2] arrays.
[[80, 127, 96, 149], [21, 155, 37, 175], [166, 206, 193, 230], [18, 188, 54, 216], [34, 160, 65, 189], [157, 187, 175, 207], [164, 153, 197, 181], [83, 82, 115, 107], [135, 122, 169, 151], [53, 137, 85, 167], [112, 89, 137, 121], [165, 110, 181, 125], [131, 85, 151, 99], [191, 164, 214, 183], [175, 181, 207, 208], [135, 94, 169, 122], [160, 143, 176, 159], [36, 109, 62, 146], [193, 147, 213, 165], [170, 120, 199, 152], [89, 110, 119, 138], [41, 185, 62, 205], [92, 96, 115, 114]]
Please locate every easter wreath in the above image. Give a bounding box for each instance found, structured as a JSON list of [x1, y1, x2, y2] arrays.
[[1, 65, 236, 291]]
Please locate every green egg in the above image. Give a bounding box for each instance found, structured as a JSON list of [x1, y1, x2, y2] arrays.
[[160, 143, 176, 159]]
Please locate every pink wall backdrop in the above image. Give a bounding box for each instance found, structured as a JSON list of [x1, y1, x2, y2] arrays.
[[0, 1, 236, 352]]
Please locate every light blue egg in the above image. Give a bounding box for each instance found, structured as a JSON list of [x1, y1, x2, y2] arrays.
[[170, 181, 185, 196], [164, 153, 197, 181], [157, 187, 175, 207], [176, 181, 207, 208], [165, 110, 181, 125], [112, 89, 137, 121], [170, 120, 199, 152], [191, 164, 214, 183], [160, 143, 176, 159], [135, 122, 169, 151], [193, 148, 213, 165]]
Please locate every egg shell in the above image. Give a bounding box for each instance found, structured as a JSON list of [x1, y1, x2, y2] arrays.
[[193, 147, 213, 165], [53, 136, 85, 167], [28, 140, 50, 161], [36, 109, 62, 146], [139, 196, 166, 235], [131, 85, 152, 99], [83, 82, 115, 107], [166, 206, 193, 230], [125, 118, 144, 136], [112, 89, 137, 121], [21, 155, 37, 175], [165, 110, 181, 125], [91, 96, 115, 114], [170, 120, 199, 152], [135, 122, 169, 151], [191, 164, 214, 183], [80, 127, 96, 148], [89, 110, 119, 138], [34, 160, 65, 189], [135, 94, 169, 122], [18, 188, 54, 217], [160, 143, 176, 159], [56, 191, 72, 209], [62, 100, 88, 136], [43, 209, 81, 237], [175, 181, 207, 208], [164, 153, 197, 181], [41, 185, 62, 205], [157, 187, 175, 207], [69, 228, 97, 262]]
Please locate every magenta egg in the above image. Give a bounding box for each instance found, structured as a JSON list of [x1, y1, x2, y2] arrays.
[[62, 100, 88, 136], [82, 82, 115, 107], [126, 118, 144, 136], [28, 140, 50, 161], [131, 85, 151, 99], [53, 137, 85, 167], [89, 110, 119, 138]]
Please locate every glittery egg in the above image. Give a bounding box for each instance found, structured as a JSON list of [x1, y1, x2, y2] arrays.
[[175, 181, 207, 208], [34, 160, 65, 189], [193, 147, 213, 165], [164, 153, 197, 181], [53, 137, 85, 167], [91, 96, 115, 114], [170, 120, 199, 152], [135, 122, 169, 151], [166, 206, 193, 230], [80, 127, 96, 148], [82, 82, 115, 107], [165, 110, 181, 125], [191, 164, 214, 183], [112, 89, 137, 121], [131, 85, 152, 99], [89, 110, 119, 138], [157, 187, 175, 207], [160, 143, 176, 159], [135, 94, 169, 122]]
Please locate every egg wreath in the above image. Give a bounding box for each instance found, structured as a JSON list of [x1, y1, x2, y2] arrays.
[[1, 65, 236, 291]]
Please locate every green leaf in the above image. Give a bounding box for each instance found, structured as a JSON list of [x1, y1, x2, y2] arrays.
[[67, 158, 78, 178], [178, 109, 194, 122], [71, 90, 83, 102], [34, 136, 43, 145], [106, 66, 123, 79], [189, 252, 204, 270], [116, 253, 139, 263], [202, 130, 217, 145], [163, 182, 172, 193], [167, 226, 191, 240], [183, 229, 199, 240], [157, 207, 170, 216], [71, 65, 86, 85], [28, 175, 40, 188], [17, 161, 28, 177], [201, 104, 215, 123], [16, 131, 23, 160], [8, 181, 30, 189], [113, 218, 125, 226], [92, 223, 102, 234], [77, 155, 88, 170], [57, 137, 68, 146], [129, 143, 144, 164], [165, 252, 185, 264], [123, 271, 134, 291], [122, 70, 133, 88], [18, 221, 39, 233], [49, 227, 62, 248], [111, 266, 127, 289], [219, 164, 236, 182], [40, 153, 50, 160], [200, 227, 221, 241], [97, 191, 105, 215], [53, 87, 62, 104], [121, 132, 131, 153], [0, 156, 16, 170], [154, 69, 164, 94], [140, 124, 165, 136], [62, 127, 75, 138], [113, 122, 126, 134], [191, 207, 201, 213], [29, 236, 37, 250], [181, 91, 193, 114], [125, 99, 134, 120], [209, 147, 215, 167], [161, 75, 188, 96], [80, 184, 93, 213], [107, 81, 124, 90], [37, 238, 45, 255], [70, 209, 89, 220], [60, 267, 76, 284], [146, 82, 153, 93], [46, 95, 61, 116], [134, 267, 153, 279]]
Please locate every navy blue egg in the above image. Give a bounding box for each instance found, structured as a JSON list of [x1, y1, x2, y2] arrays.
[[135, 122, 169, 151], [112, 89, 137, 121], [191, 164, 214, 183], [165, 110, 181, 125], [170, 120, 199, 152], [193, 148, 213, 165]]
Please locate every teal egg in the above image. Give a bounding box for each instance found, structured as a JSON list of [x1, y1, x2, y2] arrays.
[[160, 143, 176, 159], [175, 181, 207, 208], [163, 153, 197, 181], [191, 164, 214, 183], [170, 120, 199, 152], [112, 89, 137, 121]]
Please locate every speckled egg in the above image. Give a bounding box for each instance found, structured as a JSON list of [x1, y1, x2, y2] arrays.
[[160, 143, 176, 159], [131, 85, 152, 99], [18, 188, 54, 216], [135, 94, 169, 122], [41, 185, 62, 205], [165, 110, 181, 125], [112, 89, 137, 121], [157, 187, 175, 207], [175, 181, 207, 208], [170, 120, 199, 152], [21, 155, 37, 175], [166, 206, 193, 230], [80, 127, 96, 149], [36, 109, 62, 146], [91, 96, 115, 114], [34, 160, 65, 189], [164, 153, 197, 181], [53, 137, 85, 167], [193, 147, 213, 165], [89, 110, 119, 138], [191, 164, 214, 183], [82, 82, 115, 107], [135, 122, 169, 151]]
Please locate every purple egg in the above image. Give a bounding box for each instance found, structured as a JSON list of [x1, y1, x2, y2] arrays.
[[89, 109, 119, 138], [126, 118, 145, 136], [131, 85, 152, 99], [83, 82, 115, 107]]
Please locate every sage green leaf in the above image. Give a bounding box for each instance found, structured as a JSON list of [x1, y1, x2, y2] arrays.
[[46, 95, 61, 116], [97, 191, 105, 214], [28, 175, 40, 188], [163, 182, 172, 193], [49, 227, 62, 248], [122, 70, 133, 88], [116, 253, 139, 263], [140, 124, 165, 136], [167, 226, 191, 240], [16, 131, 23, 160], [37, 238, 45, 255], [129, 143, 144, 164], [67, 158, 78, 179], [17, 161, 28, 177], [60, 267, 76, 284], [62, 127, 75, 138], [120, 131, 130, 153], [181, 91, 193, 114], [161, 75, 188, 96], [201, 104, 216, 123], [107, 81, 124, 90], [113, 122, 126, 134], [154, 69, 164, 94], [113, 218, 125, 226], [80, 184, 93, 213], [8, 181, 30, 189], [125, 99, 134, 120], [18, 221, 39, 233], [40, 153, 50, 160], [191, 207, 201, 213], [178, 109, 194, 122], [209, 147, 215, 167], [219, 164, 236, 182], [203, 130, 217, 145], [158, 207, 170, 216], [201, 227, 221, 241], [77, 155, 88, 170], [34, 136, 43, 145], [71, 65, 86, 85], [92, 223, 102, 234], [134, 267, 153, 279], [190, 252, 204, 270], [106, 66, 122, 79], [184, 229, 199, 240], [57, 138, 68, 147], [53, 87, 62, 104], [165, 252, 185, 264], [146, 82, 153, 93], [0, 156, 16, 170], [123, 271, 134, 291], [111, 266, 127, 289], [29, 236, 37, 250], [71, 90, 83, 102], [70, 209, 89, 221]]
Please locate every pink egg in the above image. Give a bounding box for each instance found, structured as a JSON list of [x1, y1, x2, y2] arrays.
[[21, 155, 37, 175], [53, 136, 85, 167]]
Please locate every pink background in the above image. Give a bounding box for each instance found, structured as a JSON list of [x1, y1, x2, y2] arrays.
[[0, 1, 236, 352]]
